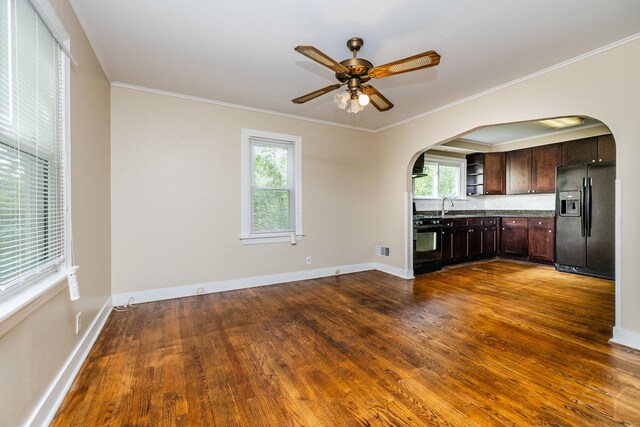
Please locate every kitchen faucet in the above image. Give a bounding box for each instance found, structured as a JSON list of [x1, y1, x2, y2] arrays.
[[442, 196, 454, 217]]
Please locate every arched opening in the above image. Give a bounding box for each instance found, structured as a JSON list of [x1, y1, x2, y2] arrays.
[[407, 116, 617, 321]]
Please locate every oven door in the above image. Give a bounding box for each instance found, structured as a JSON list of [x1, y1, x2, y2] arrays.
[[413, 225, 443, 263]]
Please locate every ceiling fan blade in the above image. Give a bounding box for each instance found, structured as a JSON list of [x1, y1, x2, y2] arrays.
[[362, 85, 393, 111], [368, 50, 441, 79], [292, 84, 342, 104], [294, 46, 350, 74]]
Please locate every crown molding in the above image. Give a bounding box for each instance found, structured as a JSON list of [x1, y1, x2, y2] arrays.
[[112, 32, 640, 134], [111, 82, 376, 133]]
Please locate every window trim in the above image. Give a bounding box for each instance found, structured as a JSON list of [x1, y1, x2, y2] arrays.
[[241, 128, 303, 245], [412, 154, 467, 200], [0, 0, 72, 327]]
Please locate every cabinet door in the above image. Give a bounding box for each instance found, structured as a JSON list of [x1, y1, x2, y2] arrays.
[[597, 134, 615, 163], [484, 153, 505, 195], [500, 226, 528, 257], [468, 228, 482, 257], [531, 143, 561, 194], [561, 137, 597, 166], [506, 148, 532, 194], [528, 227, 554, 262], [453, 229, 468, 259], [482, 227, 497, 255], [442, 228, 454, 264]]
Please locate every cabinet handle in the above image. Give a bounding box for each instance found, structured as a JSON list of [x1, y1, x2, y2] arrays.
[[599, 159, 602, 162], [512, 221, 515, 224], [548, 230, 552, 233], [502, 228, 505, 230], [532, 190, 536, 193], [527, 190, 531, 193], [592, 159, 596, 163], [538, 221, 542, 225]]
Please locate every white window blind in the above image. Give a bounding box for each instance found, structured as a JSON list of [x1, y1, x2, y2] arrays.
[[0, 0, 65, 291]]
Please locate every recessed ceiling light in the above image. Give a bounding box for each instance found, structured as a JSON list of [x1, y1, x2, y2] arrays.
[[537, 117, 584, 129]]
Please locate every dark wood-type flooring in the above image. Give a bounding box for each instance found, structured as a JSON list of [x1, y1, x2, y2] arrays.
[[53, 260, 640, 426]]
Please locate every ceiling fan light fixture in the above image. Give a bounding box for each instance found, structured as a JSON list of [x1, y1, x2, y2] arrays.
[[357, 91, 370, 107], [537, 116, 584, 129], [333, 91, 349, 109], [347, 97, 365, 114]]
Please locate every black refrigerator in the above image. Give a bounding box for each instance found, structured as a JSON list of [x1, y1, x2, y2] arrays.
[[555, 162, 615, 279]]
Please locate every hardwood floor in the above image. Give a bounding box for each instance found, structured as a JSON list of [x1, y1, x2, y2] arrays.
[[53, 260, 640, 426]]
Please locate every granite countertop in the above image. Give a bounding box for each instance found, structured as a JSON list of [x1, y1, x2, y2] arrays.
[[416, 210, 556, 219]]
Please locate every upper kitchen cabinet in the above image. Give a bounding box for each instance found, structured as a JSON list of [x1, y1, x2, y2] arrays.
[[506, 148, 531, 194], [466, 152, 505, 196], [561, 134, 615, 165], [484, 153, 505, 195], [506, 143, 560, 194], [531, 144, 562, 193]]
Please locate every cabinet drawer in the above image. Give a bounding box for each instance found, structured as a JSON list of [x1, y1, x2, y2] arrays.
[[502, 217, 527, 228], [528, 218, 554, 229], [484, 217, 497, 227], [466, 217, 484, 227], [442, 219, 454, 228]]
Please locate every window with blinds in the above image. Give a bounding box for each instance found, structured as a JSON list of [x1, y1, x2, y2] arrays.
[[0, 0, 66, 292], [241, 129, 302, 244]]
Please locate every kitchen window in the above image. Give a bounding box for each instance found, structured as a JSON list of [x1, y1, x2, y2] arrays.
[[241, 129, 302, 244], [413, 155, 465, 199], [0, 0, 68, 295]]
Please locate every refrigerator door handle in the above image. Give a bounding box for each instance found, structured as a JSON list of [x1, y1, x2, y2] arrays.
[[588, 177, 593, 237], [581, 177, 587, 237]]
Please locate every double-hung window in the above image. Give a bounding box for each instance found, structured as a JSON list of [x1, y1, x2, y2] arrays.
[[0, 0, 66, 293], [241, 129, 302, 244], [413, 155, 466, 199]]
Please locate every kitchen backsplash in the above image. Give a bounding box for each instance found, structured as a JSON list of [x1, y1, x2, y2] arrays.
[[415, 193, 555, 212]]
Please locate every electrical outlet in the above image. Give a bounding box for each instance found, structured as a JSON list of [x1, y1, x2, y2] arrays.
[[75, 312, 82, 335], [335, 269, 340, 275], [196, 287, 204, 295], [306, 256, 312, 265]]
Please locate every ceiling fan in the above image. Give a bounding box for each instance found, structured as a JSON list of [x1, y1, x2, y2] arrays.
[[292, 37, 441, 113]]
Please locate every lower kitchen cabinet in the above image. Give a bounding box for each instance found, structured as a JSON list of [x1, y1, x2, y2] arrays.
[[499, 217, 555, 263], [528, 218, 555, 263], [443, 217, 497, 265], [500, 217, 528, 257]]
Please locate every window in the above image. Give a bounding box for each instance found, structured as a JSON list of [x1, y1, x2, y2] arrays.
[[241, 129, 302, 244], [413, 155, 465, 199], [0, 0, 66, 293]]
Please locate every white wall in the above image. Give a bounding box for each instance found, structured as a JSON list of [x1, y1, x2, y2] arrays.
[[0, 0, 111, 425], [374, 37, 640, 336], [110, 86, 377, 297]]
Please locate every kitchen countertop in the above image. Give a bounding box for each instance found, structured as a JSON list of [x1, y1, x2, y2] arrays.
[[416, 210, 555, 219]]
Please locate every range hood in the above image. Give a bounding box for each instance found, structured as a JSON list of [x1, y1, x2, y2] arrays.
[[412, 153, 429, 178]]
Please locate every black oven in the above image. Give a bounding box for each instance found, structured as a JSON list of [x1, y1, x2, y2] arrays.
[[413, 217, 443, 275]]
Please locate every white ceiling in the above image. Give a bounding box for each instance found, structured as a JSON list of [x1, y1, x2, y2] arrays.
[[458, 117, 604, 145], [69, 0, 640, 131]]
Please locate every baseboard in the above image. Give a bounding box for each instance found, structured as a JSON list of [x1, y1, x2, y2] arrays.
[[610, 326, 640, 351], [374, 262, 413, 279], [113, 263, 382, 306], [27, 297, 113, 427]]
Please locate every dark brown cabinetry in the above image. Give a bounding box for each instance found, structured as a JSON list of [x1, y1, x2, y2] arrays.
[[506, 144, 560, 195], [484, 153, 506, 195], [531, 144, 562, 193], [500, 217, 529, 257], [465, 153, 506, 196], [528, 218, 555, 263], [499, 217, 555, 263], [561, 134, 616, 166], [443, 217, 497, 265]]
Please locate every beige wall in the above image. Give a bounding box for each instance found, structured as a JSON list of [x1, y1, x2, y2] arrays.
[[0, 0, 111, 425], [375, 38, 640, 332], [110, 86, 376, 296]]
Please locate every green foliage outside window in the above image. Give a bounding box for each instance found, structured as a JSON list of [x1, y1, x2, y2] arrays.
[[252, 144, 293, 232], [414, 161, 460, 198]]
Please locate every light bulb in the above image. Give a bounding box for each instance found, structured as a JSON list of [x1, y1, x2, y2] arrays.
[[347, 98, 364, 113], [358, 92, 370, 107]]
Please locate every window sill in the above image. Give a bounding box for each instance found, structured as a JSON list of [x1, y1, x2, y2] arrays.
[[240, 233, 304, 245], [0, 269, 70, 338]]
